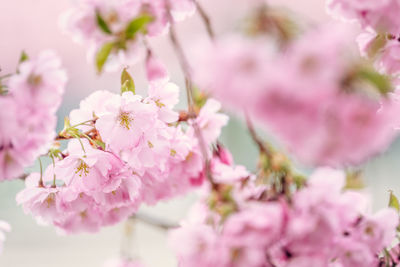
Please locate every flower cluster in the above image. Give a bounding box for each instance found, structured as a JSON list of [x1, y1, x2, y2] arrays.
[[169, 167, 399, 267], [194, 24, 400, 167], [61, 0, 195, 72], [0, 51, 67, 180], [17, 74, 228, 233], [327, 0, 400, 78]]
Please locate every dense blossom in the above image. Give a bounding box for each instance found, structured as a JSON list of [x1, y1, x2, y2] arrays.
[[194, 25, 400, 167], [169, 168, 399, 267], [17, 139, 142, 234], [0, 220, 10, 254], [16, 75, 228, 232], [61, 0, 195, 71], [0, 51, 67, 181]]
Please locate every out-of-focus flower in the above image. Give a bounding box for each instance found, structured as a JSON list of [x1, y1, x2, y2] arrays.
[[194, 25, 400, 167], [0, 51, 67, 181], [169, 167, 398, 267], [61, 0, 195, 72]]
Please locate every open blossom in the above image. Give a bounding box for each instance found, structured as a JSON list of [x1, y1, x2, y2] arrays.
[[0, 51, 67, 181], [0, 220, 10, 254], [169, 167, 399, 267], [95, 92, 158, 153], [190, 99, 229, 145]]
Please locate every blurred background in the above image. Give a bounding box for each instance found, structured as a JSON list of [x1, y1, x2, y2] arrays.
[[1, 0, 400, 266]]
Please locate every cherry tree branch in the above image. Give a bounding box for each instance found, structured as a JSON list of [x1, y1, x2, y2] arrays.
[[131, 212, 178, 230], [193, 0, 215, 40], [167, 2, 217, 188]]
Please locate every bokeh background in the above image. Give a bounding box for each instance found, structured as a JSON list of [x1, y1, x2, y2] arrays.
[[1, 1, 400, 266]]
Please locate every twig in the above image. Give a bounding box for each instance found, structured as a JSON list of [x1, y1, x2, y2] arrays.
[[193, 0, 215, 40], [245, 113, 271, 157], [131, 212, 178, 230], [167, 1, 217, 188]]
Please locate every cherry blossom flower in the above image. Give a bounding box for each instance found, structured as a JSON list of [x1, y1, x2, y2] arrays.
[[0, 51, 66, 181]]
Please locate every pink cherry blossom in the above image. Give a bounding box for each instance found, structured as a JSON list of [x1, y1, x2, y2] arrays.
[[190, 99, 229, 145], [95, 92, 158, 152], [193, 34, 275, 111], [327, 0, 400, 34], [0, 51, 66, 181], [61, 0, 195, 72], [145, 54, 169, 83]]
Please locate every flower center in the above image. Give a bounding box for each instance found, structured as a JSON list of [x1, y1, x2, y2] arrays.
[[117, 111, 134, 130], [75, 160, 90, 177]]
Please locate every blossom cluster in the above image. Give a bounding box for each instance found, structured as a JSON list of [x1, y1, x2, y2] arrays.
[[193, 24, 400, 167], [169, 167, 399, 267], [0, 51, 67, 180], [327, 0, 400, 78], [16, 72, 228, 233], [61, 0, 195, 72]]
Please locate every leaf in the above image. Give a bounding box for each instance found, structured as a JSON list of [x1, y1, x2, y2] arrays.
[[367, 34, 387, 59], [389, 191, 400, 212], [96, 10, 112, 34], [357, 66, 393, 95], [120, 68, 135, 94], [19, 51, 29, 64], [96, 42, 114, 73], [125, 14, 154, 39]]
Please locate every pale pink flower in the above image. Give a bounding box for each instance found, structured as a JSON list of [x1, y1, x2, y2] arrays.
[[8, 50, 67, 112], [96, 92, 158, 152], [70, 90, 116, 131], [145, 54, 169, 83], [168, 224, 230, 267], [146, 81, 179, 123], [192, 35, 275, 111], [191, 99, 229, 145], [0, 51, 66, 181], [327, 0, 400, 34], [16, 172, 65, 225]]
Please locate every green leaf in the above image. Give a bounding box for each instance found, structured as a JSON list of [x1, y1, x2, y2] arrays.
[[96, 10, 112, 34], [367, 34, 387, 59], [357, 67, 393, 95], [120, 68, 135, 94], [125, 14, 154, 39], [94, 140, 106, 150], [389, 191, 400, 212], [96, 42, 114, 73], [19, 51, 29, 64]]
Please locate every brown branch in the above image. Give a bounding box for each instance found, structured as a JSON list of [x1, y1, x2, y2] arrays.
[[131, 212, 178, 230], [194, 0, 215, 40], [167, 2, 217, 188], [245, 113, 272, 158]]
